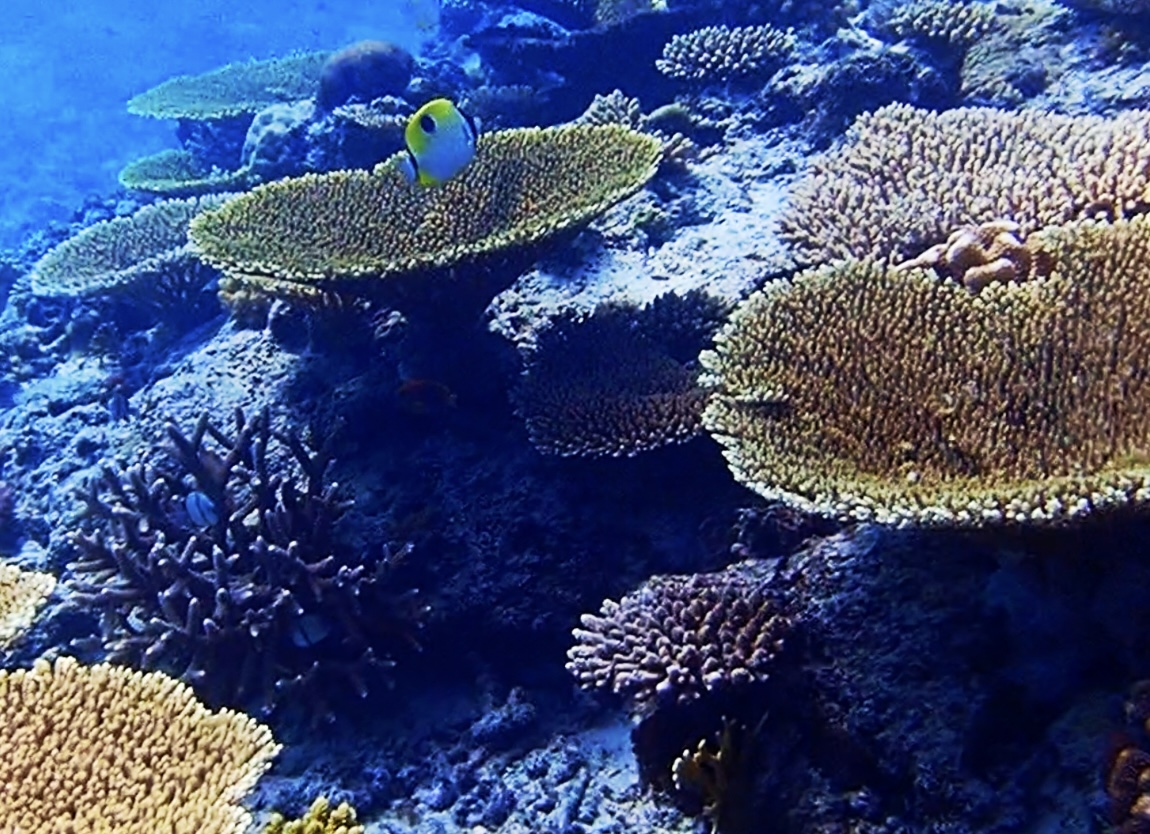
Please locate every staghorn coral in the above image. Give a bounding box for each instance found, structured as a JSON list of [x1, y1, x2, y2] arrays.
[[0, 655, 279, 833], [566, 562, 792, 714], [701, 216, 1150, 527], [780, 103, 1150, 266], [189, 124, 663, 306], [0, 561, 54, 650], [128, 51, 330, 121], [68, 409, 423, 716], [30, 193, 229, 300], [119, 148, 253, 196], [513, 310, 707, 457], [656, 24, 796, 82], [266, 796, 364, 834]]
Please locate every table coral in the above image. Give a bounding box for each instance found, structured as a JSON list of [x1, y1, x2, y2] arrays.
[[701, 216, 1150, 527], [30, 193, 229, 300], [189, 124, 663, 309], [0, 656, 279, 833], [513, 310, 707, 457], [119, 148, 254, 196], [67, 409, 424, 716], [128, 51, 331, 121], [780, 103, 1150, 265], [0, 561, 54, 649]]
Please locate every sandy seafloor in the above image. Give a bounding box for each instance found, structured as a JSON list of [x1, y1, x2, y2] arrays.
[[8, 0, 1150, 832]]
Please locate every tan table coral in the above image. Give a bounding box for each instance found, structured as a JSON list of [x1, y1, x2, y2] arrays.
[[0, 656, 280, 833], [702, 216, 1150, 527]]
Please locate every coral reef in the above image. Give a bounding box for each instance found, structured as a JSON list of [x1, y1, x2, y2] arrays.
[[893, 218, 1032, 292], [127, 51, 331, 121], [266, 796, 364, 834], [0, 655, 279, 833], [242, 100, 318, 181], [67, 409, 424, 715], [0, 561, 54, 649], [702, 216, 1150, 526], [189, 124, 663, 309], [594, 0, 667, 27], [513, 309, 706, 457], [119, 148, 253, 196], [780, 103, 1150, 265], [566, 560, 792, 715], [316, 40, 414, 112], [30, 194, 228, 300], [879, 0, 1004, 45], [655, 24, 797, 82]]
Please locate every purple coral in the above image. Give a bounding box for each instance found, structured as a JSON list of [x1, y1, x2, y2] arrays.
[[566, 563, 792, 713]]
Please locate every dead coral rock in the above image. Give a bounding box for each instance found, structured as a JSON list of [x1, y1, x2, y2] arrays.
[[317, 41, 415, 112]]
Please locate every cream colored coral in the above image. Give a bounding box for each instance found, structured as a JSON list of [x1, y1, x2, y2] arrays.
[[0, 562, 54, 649], [0, 656, 280, 832], [780, 103, 1150, 266], [266, 796, 364, 834]]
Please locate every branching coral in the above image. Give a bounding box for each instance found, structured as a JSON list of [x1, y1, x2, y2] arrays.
[[0, 656, 279, 833], [701, 216, 1150, 527], [566, 563, 791, 714], [513, 310, 707, 457], [30, 193, 229, 301], [780, 103, 1150, 265], [656, 24, 796, 82], [68, 409, 424, 716], [189, 124, 663, 307], [0, 561, 55, 649], [882, 0, 1005, 45], [266, 796, 364, 834], [119, 148, 254, 196], [128, 51, 331, 121]]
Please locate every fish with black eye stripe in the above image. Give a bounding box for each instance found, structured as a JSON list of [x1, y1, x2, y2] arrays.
[[397, 98, 479, 186]]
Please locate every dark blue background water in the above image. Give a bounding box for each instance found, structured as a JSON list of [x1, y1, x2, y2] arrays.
[[0, 0, 438, 246]]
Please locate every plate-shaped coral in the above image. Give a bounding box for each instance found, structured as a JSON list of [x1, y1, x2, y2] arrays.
[[119, 149, 253, 196], [188, 124, 664, 303], [701, 217, 1150, 527], [127, 51, 330, 121]]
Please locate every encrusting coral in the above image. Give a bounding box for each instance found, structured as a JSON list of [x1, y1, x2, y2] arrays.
[[30, 193, 229, 300], [265, 796, 365, 834], [0, 561, 55, 649], [0, 655, 279, 833], [119, 148, 253, 196], [128, 51, 331, 121], [780, 103, 1150, 265], [566, 562, 792, 714], [655, 24, 797, 82], [68, 409, 424, 716], [513, 310, 708, 457], [189, 124, 663, 308], [701, 216, 1150, 527]]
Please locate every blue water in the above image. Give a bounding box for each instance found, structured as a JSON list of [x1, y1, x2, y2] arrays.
[[0, 0, 434, 246]]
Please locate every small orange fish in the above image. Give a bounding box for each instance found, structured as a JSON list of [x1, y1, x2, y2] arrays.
[[396, 378, 458, 416]]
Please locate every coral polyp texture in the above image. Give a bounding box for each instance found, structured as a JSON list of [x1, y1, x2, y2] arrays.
[[882, 0, 1004, 45], [266, 796, 365, 834], [0, 561, 54, 649], [30, 193, 228, 299], [566, 563, 791, 713], [127, 51, 331, 121], [68, 409, 423, 716], [514, 312, 707, 457], [188, 124, 663, 305], [655, 24, 796, 82], [701, 217, 1150, 527], [0, 656, 279, 833], [119, 148, 253, 196], [779, 104, 1150, 265]]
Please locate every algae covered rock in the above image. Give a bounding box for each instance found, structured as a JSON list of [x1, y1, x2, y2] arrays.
[[701, 217, 1150, 527], [188, 123, 664, 305]]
